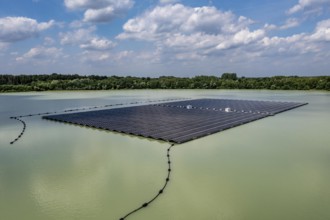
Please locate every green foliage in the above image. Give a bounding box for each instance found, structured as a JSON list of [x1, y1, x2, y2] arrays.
[[221, 73, 237, 80], [0, 73, 329, 92]]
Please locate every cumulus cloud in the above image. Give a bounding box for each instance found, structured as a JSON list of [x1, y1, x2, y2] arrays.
[[16, 46, 62, 62], [80, 38, 116, 50], [287, 0, 330, 14], [279, 18, 301, 30], [60, 27, 96, 45], [159, 0, 180, 4], [114, 3, 330, 74], [310, 19, 330, 41], [84, 7, 116, 22], [117, 4, 263, 61], [216, 29, 265, 50], [64, 0, 134, 23], [118, 4, 249, 40], [0, 17, 54, 42], [60, 27, 116, 51], [64, 0, 109, 10], [80, 50, 111, 63], [262, 18, 301, 31], [261, 18, 330, 56]]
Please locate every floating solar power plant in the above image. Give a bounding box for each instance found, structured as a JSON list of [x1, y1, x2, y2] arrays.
[[155, 98, 307, 115], [43, 99, 307, 144]]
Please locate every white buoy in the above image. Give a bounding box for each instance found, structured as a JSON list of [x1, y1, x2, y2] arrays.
[[225, 107, 232, 112], [186, 105, 193, 109]]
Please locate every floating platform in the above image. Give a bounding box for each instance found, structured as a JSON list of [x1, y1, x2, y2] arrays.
[[43, 99, 307, 144]]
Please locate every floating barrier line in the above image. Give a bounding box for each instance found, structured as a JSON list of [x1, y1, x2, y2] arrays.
[[119, 144, 174, 220], [8, 98, 189, 145], [9, 117, 26, 145]]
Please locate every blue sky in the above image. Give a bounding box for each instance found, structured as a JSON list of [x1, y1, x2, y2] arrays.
[[0, 0, 329, 77]]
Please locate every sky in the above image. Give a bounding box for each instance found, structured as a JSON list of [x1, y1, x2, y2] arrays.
[[0, 0, 330, 77]]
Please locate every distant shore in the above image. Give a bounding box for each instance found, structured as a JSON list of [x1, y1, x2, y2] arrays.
[[1, 73, 329, 92]]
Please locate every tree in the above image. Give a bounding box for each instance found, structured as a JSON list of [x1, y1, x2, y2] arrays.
[[221, 73, 237, 80], [0, 74, 329, 92]]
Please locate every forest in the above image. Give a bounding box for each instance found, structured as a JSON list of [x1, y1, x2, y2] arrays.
[[0, 73, 329, 92]]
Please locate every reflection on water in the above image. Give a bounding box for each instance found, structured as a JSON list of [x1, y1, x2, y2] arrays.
[[0, 90, 330, 220]]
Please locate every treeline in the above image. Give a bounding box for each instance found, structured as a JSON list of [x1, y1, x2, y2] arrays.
[[0, 73, 329, 92]]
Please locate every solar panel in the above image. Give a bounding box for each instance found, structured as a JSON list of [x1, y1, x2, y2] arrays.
[[43, 99, 307, 144]]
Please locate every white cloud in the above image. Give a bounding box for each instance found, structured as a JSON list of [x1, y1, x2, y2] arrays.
[[118, 4, 255, 40], [60, 26, 116, 51], [64, 0, 110, 10], [216, 29, 265, 50], [260, 19, 330, 56], [287, 0, 330, 14], [263, 18, 301, 31], [0, 17, 54, 42], [80, 50, 111, 63], [159, 0, 180, 4], [118, 4, 263, 60], [310, 19, 330, 41], [64, 0, 134, 23], [16, 46, 62, 62], [279, 18, 301, 29], [163, 33, 220, 51], [59, 27, 95, 45], [1, 2, 328, 76], [116, 50, 134, 60], [80, 38, 116, 50], [263, 23, 277, 31], [38, 20, 55, 30], [113, 4, 330, 75], [83, 7, 116, 23]]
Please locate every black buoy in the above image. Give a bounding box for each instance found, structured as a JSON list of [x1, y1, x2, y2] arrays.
[[142, 203, 148, 208]]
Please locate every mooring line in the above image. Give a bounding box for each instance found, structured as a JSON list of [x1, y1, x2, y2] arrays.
[[8, 98, 189, 145], [9, 117, 26, 145], [119, 144, 174, 220]]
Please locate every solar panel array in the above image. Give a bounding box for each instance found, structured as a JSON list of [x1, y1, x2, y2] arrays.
[[43, 99, 307, 144], [154, 99, 305, 115]]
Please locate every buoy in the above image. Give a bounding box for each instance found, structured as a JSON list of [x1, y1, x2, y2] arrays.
[[225, 107, 232, 112]]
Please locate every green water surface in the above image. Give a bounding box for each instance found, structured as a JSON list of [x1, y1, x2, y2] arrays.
[[0, 90, 329, 220]]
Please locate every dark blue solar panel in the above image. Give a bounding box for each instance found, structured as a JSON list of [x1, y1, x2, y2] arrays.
[[43, 99, 307, 144], [155, 99, 306, 115]]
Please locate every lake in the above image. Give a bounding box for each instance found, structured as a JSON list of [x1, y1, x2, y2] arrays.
[[1, 90, 330, 220]]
